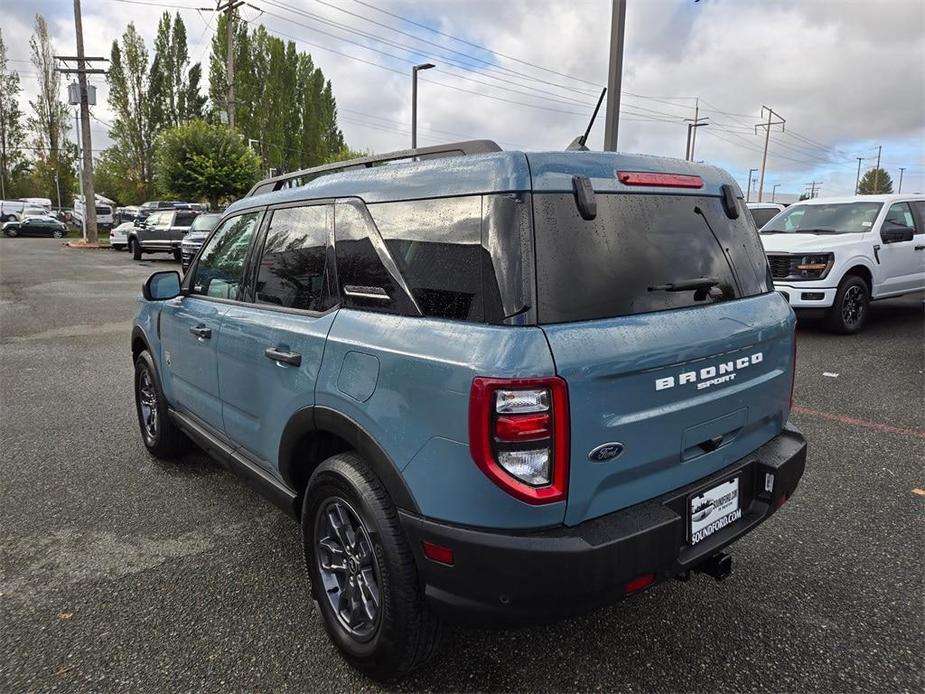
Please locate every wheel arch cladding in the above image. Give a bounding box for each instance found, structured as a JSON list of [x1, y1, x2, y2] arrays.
[[278, 406, 421, 514], [131, 325, 151, 362]]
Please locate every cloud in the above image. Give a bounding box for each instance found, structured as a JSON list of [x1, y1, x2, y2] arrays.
[[3, 0, 923, 198]]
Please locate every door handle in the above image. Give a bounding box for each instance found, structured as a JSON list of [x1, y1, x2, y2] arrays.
[[914, 245, 925, 251], [265, 347, 301, 367], [190, 325, 211, 339]]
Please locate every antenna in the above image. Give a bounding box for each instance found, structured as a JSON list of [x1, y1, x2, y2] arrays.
[[567, 87, 607, 151]]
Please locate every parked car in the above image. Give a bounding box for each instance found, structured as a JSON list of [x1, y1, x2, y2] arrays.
[[109, 221, 135, 251], [3, 208, 68, 238], [115, 206, 142, 225], [131, 141, 806, 680], [747, 201, 786, 229], [179, 212, 222, 271], [18, 197, 53, 210], [760, 194, 925, 333], [127, 207, 199, 260], [0, 200, 26, 223]]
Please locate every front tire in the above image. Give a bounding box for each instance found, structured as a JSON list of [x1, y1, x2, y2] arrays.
[[52, 228, 64, 239], [173, 249, 182, 262], [130, 237, 142, 260], [303, 453, 441, 681], [825, 275, 869, 334], [134, 350, 186, 458]]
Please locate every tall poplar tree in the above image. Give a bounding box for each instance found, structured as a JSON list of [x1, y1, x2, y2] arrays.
[[0, 29, 26, 199]]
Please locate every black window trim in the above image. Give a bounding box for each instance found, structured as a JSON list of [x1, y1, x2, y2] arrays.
[[243, 198, 342, 319], [885, 200, 919, 234], [181, 208, 267, 305]]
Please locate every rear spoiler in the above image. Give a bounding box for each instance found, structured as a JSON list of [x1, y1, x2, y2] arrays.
[[245, 140, 502, 198]]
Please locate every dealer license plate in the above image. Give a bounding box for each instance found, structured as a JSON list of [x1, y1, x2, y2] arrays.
[[689, 477, 741, 545]]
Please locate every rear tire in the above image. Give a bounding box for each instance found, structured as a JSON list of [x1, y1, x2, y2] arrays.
[[130, 237, 142, 260], [5, 227, 17, 237], [52, 228, 64, 239], [134, 350, 186, 458], [825, 275, 869, 334], [303, 452, 442, 681]]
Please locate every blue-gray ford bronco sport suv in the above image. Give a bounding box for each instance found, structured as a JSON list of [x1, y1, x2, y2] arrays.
[[132, 141, 806, 680]]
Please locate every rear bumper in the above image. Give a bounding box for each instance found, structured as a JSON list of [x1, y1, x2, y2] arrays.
[[400, 423, 806, 625]]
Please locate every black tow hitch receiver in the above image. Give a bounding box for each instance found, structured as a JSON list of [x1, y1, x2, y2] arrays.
[[695, 552, 732, 582]]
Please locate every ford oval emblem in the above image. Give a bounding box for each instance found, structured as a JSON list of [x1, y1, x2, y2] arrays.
[[588, 442, 624, 462]]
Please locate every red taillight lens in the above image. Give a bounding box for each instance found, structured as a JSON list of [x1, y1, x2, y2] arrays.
[[469, 376, 569, 505], [617, 171, 704, 188], [495, 413, 551, 441]]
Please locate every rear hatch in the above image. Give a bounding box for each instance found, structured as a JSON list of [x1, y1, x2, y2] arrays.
[[530, 161, 794, 526]]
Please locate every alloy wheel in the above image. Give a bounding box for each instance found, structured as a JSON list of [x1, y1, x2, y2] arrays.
[[138, 368, 159, 441], [841, 284, 866, 327], [315, 497, 382, 641]]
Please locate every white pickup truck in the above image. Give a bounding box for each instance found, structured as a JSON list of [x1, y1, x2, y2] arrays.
[[759, 194, 925, 333]]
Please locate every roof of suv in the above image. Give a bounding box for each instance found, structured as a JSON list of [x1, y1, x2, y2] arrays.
[[225, 151, 740, 217]]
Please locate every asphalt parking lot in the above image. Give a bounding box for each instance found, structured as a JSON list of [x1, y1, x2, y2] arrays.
[[1, 238, 923, 693]]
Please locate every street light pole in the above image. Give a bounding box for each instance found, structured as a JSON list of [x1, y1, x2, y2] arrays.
[[411, 63, 435, 150], [898, 167, 905, 194], [771, 183, 780, 202]]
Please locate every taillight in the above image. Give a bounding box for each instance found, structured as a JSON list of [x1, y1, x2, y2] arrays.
[[469, 377, 569, 504]]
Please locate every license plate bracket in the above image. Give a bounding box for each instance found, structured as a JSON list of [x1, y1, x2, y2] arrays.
[[689, 477, 741, 546]]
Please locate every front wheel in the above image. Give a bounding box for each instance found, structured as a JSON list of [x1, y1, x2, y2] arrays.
[[130, 237, 142, 260], [303, 453, 441, 681], [52, 228, 64, 239], [134, 350, 186, 458], [825, 275, 869, 334], [5, 227, 17, 237], [173, 249, 182, 262]]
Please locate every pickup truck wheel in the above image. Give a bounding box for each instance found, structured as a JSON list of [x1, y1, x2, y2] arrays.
[[134, 350, 186, 458], [303, 452, 441, 681], [825, 275, 869, 334], [130, 238, 142, 260]]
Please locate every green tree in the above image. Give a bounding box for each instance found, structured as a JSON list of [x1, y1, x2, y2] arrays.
[[0, 28, 27, 199], [150, 12, 205, 127], [27, 14, 72, 205], [857, 167, 893, 195], [107, 24, 160, 200], [94, 146, 150, 205], [155, 120, 261, 207], [208, 16, 346, 172]]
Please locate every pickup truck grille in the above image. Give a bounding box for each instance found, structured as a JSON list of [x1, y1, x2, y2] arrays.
[[766, 254, 798, 280]]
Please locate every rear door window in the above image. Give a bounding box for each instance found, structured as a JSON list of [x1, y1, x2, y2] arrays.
[[533, 193, 771, 323], [174, 210, 198, 227], [255, 205, 335, 312]]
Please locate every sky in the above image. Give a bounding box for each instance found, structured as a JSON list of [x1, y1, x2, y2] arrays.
[[2, 0, 924, 201]]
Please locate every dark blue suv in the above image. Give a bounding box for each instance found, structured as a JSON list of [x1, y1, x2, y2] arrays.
[[132, 141, 806, 680]]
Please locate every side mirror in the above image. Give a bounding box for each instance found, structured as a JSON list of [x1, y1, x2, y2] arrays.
[[143, 271, 181, 301], [881, 225, 914, 243]]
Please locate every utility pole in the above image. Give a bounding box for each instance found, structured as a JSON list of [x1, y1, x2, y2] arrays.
[[873, 145, 882, 193], [55, 1, 107, 245], [603, 0, 626, 151], [411, 62, 435, 149], [754, 105, 785, 203], [804, 181, 821, 199], [684, 99, 709, 161], [897, 167, 905, 194], [771, 183, 780, 202], [216, 1, 244, 129], [745, 167, 758, 202], [855, 157, 864, 195]]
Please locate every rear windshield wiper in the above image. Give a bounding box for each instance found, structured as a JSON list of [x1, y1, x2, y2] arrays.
[[648, 277, 719, 292]]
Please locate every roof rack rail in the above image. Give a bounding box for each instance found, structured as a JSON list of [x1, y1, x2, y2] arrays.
[[245, 139, 502, 198]]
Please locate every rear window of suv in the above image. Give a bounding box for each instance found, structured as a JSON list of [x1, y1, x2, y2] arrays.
[[533, 193, 771, 323]]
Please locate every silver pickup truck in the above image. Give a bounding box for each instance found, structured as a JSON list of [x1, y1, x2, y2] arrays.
[[127, 208, 199, 261]]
